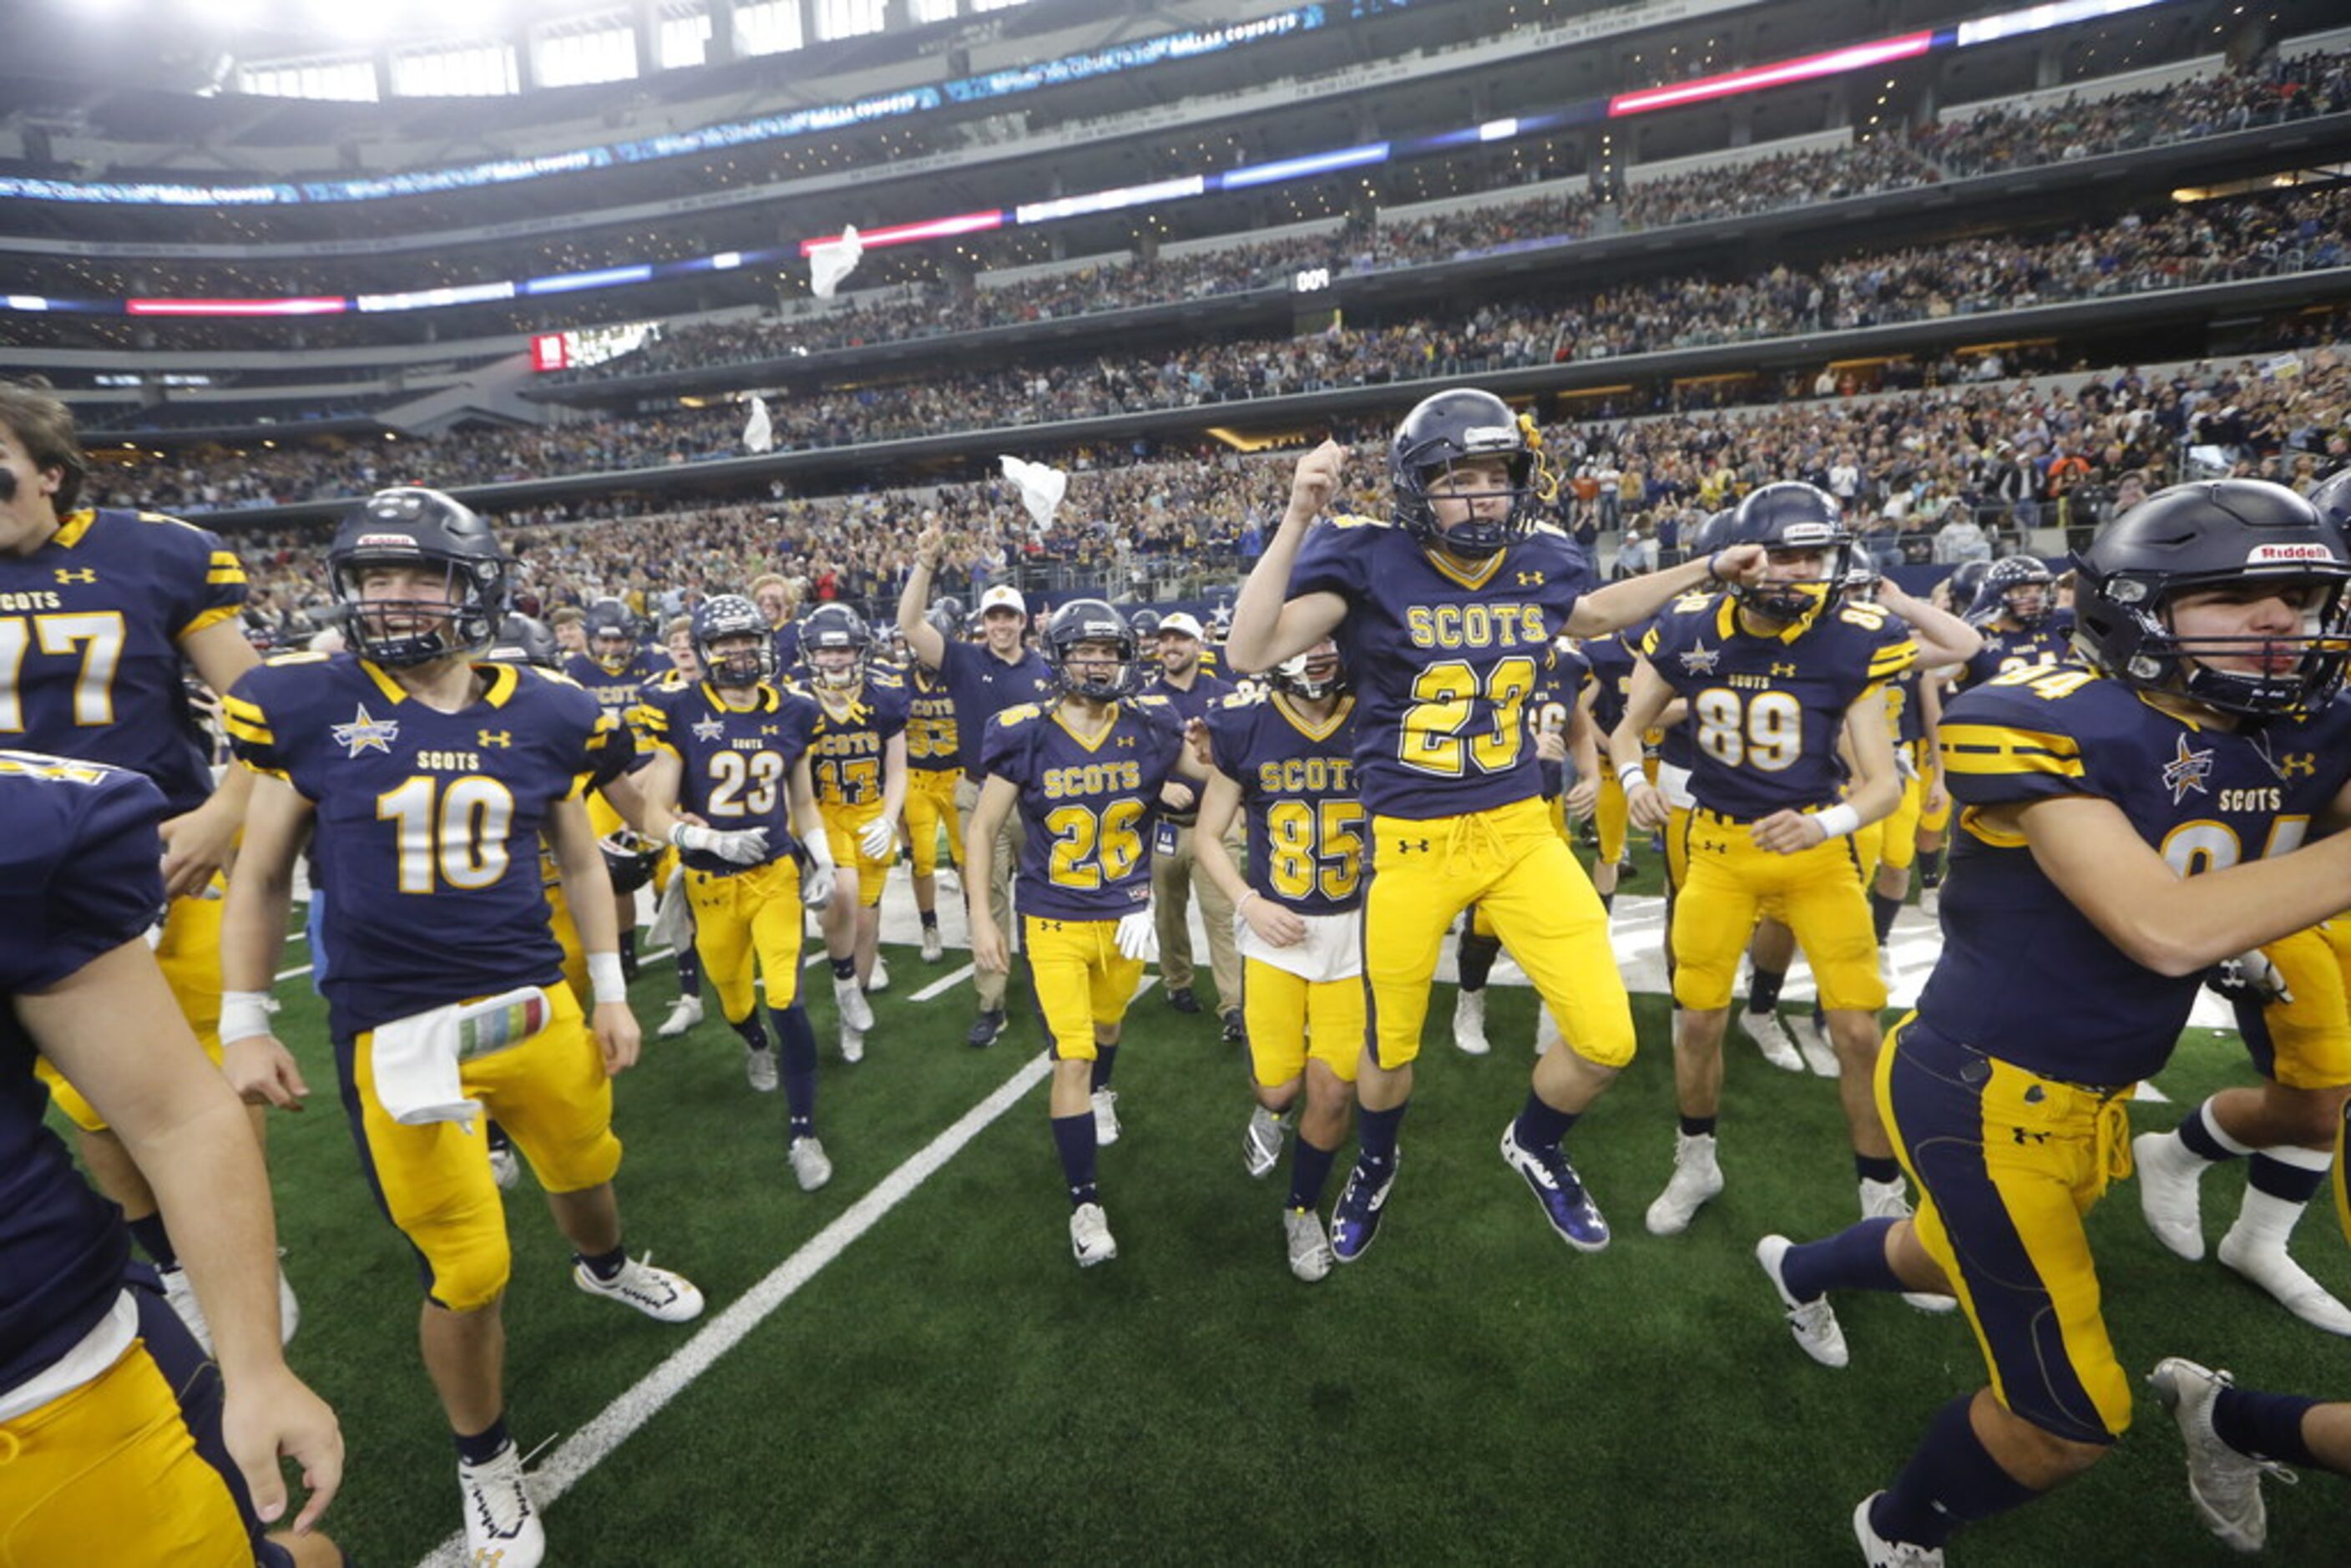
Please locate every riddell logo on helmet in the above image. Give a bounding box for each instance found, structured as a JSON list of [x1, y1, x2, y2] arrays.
[[1460, 425, 1516, 449], [354, 533, 421, 549], [2247, 544, 2334, 564]]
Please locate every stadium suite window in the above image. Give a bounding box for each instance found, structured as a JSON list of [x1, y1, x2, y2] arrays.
[[734, 0, 804, 56], [814, 0, 886, 42], [538, 25, 640, 89], [391, 43, 520, 99]]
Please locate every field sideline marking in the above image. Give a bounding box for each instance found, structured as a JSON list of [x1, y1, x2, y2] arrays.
[[415, 1047, 1053, 1566]]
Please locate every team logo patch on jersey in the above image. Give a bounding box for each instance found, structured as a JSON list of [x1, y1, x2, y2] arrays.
[[1679, 643, 1720, 675], [692, 714, 726, 743], [2162, 733, 2216, 804], [331, 703, 401, 758]]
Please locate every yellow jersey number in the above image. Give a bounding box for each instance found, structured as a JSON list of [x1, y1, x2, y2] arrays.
[[1263, 798, 1366, 903], [905, 713, 958, 763], [1398, 656, 1537, 777], [1044, 799, 1147, 890], [815, 755, 881, 807]]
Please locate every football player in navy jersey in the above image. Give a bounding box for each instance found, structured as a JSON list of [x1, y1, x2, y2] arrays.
[[1749, 480, 2351, 1565], [0, 380, 304, 1352], [902, 605, 966, 963], [1953, 554, 2076, 695], [0, 752, 341, 1567], [963, 599, 1201, 1267], [900, 539, 1059, 1048], [217, 489, 703, 1568], [1192, 639, 1366, 1280], [1138, 610, 1244, 1037], [1227, 390, 1766, 1262], [1575, 629, 1641, 910], [562, 597, 668, 984], [799, 604, 908, 1062]]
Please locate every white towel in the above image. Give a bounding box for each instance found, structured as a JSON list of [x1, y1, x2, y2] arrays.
[[370, 986, 551, 1126]]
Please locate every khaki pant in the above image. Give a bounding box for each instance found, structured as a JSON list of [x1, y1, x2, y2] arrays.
[[954, 774, 1026, 1010], [1152, 819, 1241, 1014]]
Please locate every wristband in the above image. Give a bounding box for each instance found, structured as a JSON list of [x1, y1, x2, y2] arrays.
[[1706, 549, 1727, 582], [665, 821, 697, 851], [1239, 889, 1261, 912], [1812, 803, 1862, 840], [1616, 763, 1648, 792], [220, 990, 277, 1045], [587, 951, 629, 1006], [801, 831, 837, 870]]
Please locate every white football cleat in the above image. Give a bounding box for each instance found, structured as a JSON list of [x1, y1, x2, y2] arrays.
[[488, 1143, 521, 1191], [1241, 1104, 1284, 1179], [1451, 989, 1491, 1055], [1644, 1131, 1724, 1237], [788, 1136, 834, 1192], [2150, 1355, 2292, 1553], [1852, 1491, 1942, 1566], [572, 1252, 705, 1323], [1283, 1206, 1334, 1282], [867, 954, 890, 994], [744, 1044, 779, 1093], [2132, 1130, 2209, 1261], [833, 973, 874, 1032], [158, 1264, 215, 1358], [921, 925, 945, 963], [1788, 1012, 1841, 1077], [1091, 1088, 1121, 1147], [1855, 1177, 1959, 1311], [2216, 1228, 2351, 1335], [656, 994, 704, 1039], [458, 1444, 545, 1568], [840, 1024, 865, 1065], [1069, 1201, 1118, 1267], [1736, 1008, 1805, 1073], [1756, 1234, 1848, 1369]]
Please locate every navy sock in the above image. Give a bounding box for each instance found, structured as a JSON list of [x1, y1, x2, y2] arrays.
[[674, 944, 700, 995], [576, 1242, 627, 1282], [1456, 928, 1503, 992], [1512, 1090, 1578, 1154], [1856, 1154, 1903, 1185], [830, 955, 857, 982], [2176, 1101, 2242, 1164], [2247, 1151, 2329, 1204], [920, 909, 939, 929], [1051, 1112, 1099, 1207], [1747, 966, 1787, 1014], [619, 927, 638, 978], [734, 1014, 767, 1052], [1678, 1115, 1716, 1139], [1289, 1135, 1339, 1212], [453, 1415, 513, 1468], [776, 1004, 818, 1137], [1599, 890, 1615, 914], [485, 1120, 513, 1154], [1919, 848, 1944, 889], [1779, 1216, 1902, 1301], [127, 1212, 178, 1271], [2212, 1385, 2323, 1469], [1873, 1394, 2045, 1550], [1357, 1101, 1408, 1173], [1869, 888, 1903, 945], [1090, 1044, 1118, 1092]]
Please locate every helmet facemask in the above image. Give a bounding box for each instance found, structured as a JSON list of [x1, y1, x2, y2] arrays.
[[2084, 568, 2351, 718], [334, 553, 501, 669], [1738, 529, 1848, 624], [1272, 642, 1347, 701]]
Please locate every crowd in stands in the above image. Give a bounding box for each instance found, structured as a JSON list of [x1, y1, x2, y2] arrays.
[[109, 181, 2351, 518]]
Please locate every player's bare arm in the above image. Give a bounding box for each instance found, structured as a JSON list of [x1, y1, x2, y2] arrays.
[[217, 770, 315, 1111], [1874, 579, 1984, 669], [159, 617, 267, 898], [1226, 439, 1347, 672], [897, 523, 949, 670], [1752, 686, 1903, 854], [546, 792, 642, 1075], [1611, 657, 1679, 832], [1566, 544, 1767, 639]]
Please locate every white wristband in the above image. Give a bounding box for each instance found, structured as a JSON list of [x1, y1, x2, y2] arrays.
[[587, 952, 628, 1006], [1812, 803, 1862, 840], [801, 831, 836, 871], [1616, 763, 1648, 792], [220, 990, 277, 1045]]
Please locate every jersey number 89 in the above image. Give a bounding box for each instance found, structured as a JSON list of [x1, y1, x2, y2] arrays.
[[1693, 688, 1803, 771]]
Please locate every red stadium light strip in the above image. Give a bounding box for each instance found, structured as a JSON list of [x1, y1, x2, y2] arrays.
[[796, 210, 1005, 258], [1607, 33, 1936, 118], [126, 296, 350, 316]]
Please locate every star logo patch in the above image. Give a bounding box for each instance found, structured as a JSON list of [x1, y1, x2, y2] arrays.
[[2161, 733, 2215, 805], [331, 704, 400, 758], [1678, 642, 1719, 675], [692, 714, 727, 744]]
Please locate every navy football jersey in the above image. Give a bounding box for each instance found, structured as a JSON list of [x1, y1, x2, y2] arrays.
[[905, 663, 962, 776], [224, 655, 618, 1037], [1206, 689, 1364, 917], [1920, 667, 2351, 1085], [0, 753, 164, 1394], [1287, 516, 1597, 820], [1581, 631, 1638, 736], [939, 640, 1057, 781], [1642, 593, 1917, 819], [1138, 667, 1237, 725], [0, 506, 245, 815], [1535, 643, 1591, 799], [809, 673, 909, 811], [1954, 610, 2078, 695], [771, 620, 802, 675], [635, 678, 821, 873], [980, 696, 1186, 922], [563, 646, 666, 720]]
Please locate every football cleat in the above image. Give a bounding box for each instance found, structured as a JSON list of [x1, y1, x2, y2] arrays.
[[2132, 1130, 2209, 1260], [1499, 1123, 1610, 1252], [1917, 883, 1941, 918], [1284, 1207, 1334, 1283], [1091, 1088, 1122, 1147], [1788, 1011, 1841, 1077], [2216, 1228, 2351, 1335], [920, 926, 945, 963], [1451, 989, 1491, 1055], [832, 974, 874, 1032], [867, 954, 890, 994], [1241, 1104, 1284, 1179], [1069, 1201, 1118, 1267], [1644, 1131, 1724, 1237], [656, 994, 704, 1039], [788, 1136, 834, 1193], [840, 1024, 865, 1065], [158, 1265, 215, 1358], [745, 1044, 779, 1093], [966, 1008, 1006, 1049], [1756, 1234, 1849, 1368], [572, 1252, 705, 1323], [1736, 1008, 1806, 1073], [488, 1144, 522, 1191], [2150, 1356, 2293, 1552], [1330, 1154, 1400, 1263], [1221, 1009, 1246, 1046], [458, 1443, 546, 1568], [1852, 1492, 1942, 1567]]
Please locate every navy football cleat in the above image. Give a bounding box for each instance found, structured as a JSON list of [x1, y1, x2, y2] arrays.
[[1499, 1124, 1611, 1252], [1329, 1152, 1400, 1262]]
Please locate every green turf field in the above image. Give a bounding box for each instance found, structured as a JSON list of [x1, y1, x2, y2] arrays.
[[129, 857, 2351, 1565]]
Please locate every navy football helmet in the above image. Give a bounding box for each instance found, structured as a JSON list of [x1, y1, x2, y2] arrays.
[[1842, 554, 1883, 604], [1389, 388, 1550, 559], [801, 604, 872, 689], [2072, 479, 2351, 717], [1723, 483, 1849, 622], [692, 594, 776, 688], [328, 487, 511, 668], [1272, 639, 1347, 701], [1968, 554, 2055, 628], [1043, 598, 1139, 701], [584, 598, 640, 674], [1945, 558, 1992, 615], [486, 613, 559, 669], [2310, 465, 2351, 531], [1125, 607, 1162, 641]]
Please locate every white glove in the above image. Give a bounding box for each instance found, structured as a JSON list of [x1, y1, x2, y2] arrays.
[[649, 866, 693, 952], [857, 816, 897, 862], [1893, 746, 1919, 782], [2218, 947, 2294, 1006], [799, 836, 838, 909], [670, 821, 769, 867], [1115, 904, 1159, 963]]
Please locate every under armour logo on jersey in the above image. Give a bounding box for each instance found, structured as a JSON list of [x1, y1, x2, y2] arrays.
[[331, 703, 400, 758], [1116, 735, 1135, 748], [761, 723, 781, 736], [1516, 570, 1545, 587], [2278, 751, 2318, 777], [1393, 837, 1432, 854], [691, 714, 726, 743], [53, 567, 97, 584], [2161, 733, 2215, 804], [1772, 661, 1798, 678], [1678, 643, 1719, 675], [478, 729, 512, 748]]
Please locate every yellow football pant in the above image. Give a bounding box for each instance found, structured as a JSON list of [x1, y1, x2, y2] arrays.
[[1024, 914, 1144, 1062], [904, 767, 963, 878], [1672, 807, 1886, 1014], [687, 859, 806, 1022], [1244, 957, 1364, 1088]]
